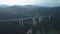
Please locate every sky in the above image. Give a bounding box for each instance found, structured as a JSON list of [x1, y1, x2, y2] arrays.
[[0, 0, 60, 7]]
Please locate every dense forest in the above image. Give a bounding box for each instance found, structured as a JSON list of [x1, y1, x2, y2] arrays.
[[0, 5, 60, 20], [0, 5, 60, 34]]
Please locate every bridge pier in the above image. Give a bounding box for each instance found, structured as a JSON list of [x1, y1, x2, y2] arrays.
[[39, 16, 43, 23], [21, 19, 23, 27], [32, 18, 36, 26], [18, 19, 24, 27]]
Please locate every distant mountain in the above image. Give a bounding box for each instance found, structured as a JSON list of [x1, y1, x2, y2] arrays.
[[0, 5, 60, 20], [10, 5, 49, 10], [0, 5, 10, 8], [0, 5, 51, 9]]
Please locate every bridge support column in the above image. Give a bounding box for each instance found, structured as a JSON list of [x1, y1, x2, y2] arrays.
[[39, 16, 43, 23], [18, 19, 24, 27], [21, 19, 23, 27], [32, 18, 36, 26], [49, 16, 51, 20]]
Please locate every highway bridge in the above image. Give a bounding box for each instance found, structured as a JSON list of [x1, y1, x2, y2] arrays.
[[0, 15, 53, 26], [0, 15, 53, 34]]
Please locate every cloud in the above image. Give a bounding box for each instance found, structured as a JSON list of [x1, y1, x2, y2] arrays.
[[0, 0, 17, 5], [0, 0, 60, 7], [35, 0, 60, 7], [0, 0, 35, 5]]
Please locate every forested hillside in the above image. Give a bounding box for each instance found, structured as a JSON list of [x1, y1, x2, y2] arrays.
[[0, 5, 60, 20], [0, 5, 60, 34]]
